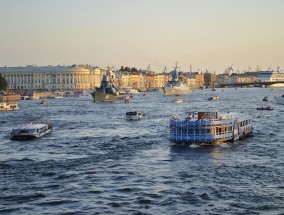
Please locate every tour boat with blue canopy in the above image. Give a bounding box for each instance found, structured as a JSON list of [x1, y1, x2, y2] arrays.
[[169, 110, 253, 144]]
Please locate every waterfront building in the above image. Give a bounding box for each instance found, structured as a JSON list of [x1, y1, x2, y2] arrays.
[[115, 72, 130, 88], [230, 73, 258, 84], [183, 71, 205, 88], [217, 74, 234, 85], [128, 73, 145, 90], [154, 74, 168, 88], [184, 77, 197, 88], [195, 71, 205, 87], [145, 74, 155, 89], [0, 65, 104, 91], [204, 72, 217, 88], [0, 64, 199, 91]]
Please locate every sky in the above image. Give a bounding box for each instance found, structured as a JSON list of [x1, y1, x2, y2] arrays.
[[0, 0, 283, 73]]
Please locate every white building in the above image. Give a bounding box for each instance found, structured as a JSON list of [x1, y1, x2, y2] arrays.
[[258, 67, 283, 82], [0, 65, 104, 91]]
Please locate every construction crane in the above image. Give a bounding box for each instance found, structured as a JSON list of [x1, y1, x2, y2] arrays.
[[146, 64, 151, 73], [224, 64, 233, 75]]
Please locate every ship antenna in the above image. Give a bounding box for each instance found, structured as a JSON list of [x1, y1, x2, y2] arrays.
[[173, 61, 180, 70]]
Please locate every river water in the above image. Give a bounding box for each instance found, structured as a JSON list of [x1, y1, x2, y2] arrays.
[[0, 88, 283, 214]]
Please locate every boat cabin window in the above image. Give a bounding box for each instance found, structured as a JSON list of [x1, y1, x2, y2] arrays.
[[197, 112, 218, 120], [20, 129, 28, 133], [215, 125, 232, 135]]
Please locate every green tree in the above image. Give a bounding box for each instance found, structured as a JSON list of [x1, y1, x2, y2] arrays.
[[0, 73, 8, 91], [130, 67, 138, 73], [124, 67, 131, 72]]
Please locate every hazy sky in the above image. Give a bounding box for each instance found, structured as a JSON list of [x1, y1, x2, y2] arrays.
[[0, 0, 283, 73]]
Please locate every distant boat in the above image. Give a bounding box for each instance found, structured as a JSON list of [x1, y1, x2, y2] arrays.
[[163, 62, 192, 96], [256, 106, 273, 110], [29, 96, 40, 100], [91, 74, 126, 102], [0, 100, 19, 112], [10, 120, 53, 140], [117, 87, 139, 95], [126, 111, 145, 121], [126, 89, 139, 94], [263, 96, 268, 102], [21, 95, 29, 100], [175, 98, 185, 103], [208, 95, 220, 101], [40, 100, 47, 105]]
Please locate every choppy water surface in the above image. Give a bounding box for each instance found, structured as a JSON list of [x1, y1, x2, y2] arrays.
[[1, 88, 284, 214]]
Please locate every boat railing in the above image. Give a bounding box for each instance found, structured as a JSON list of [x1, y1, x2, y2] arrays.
[[170, 115, 236, 127]]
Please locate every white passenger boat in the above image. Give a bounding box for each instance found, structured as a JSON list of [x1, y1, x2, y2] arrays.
[[10, 120, 53, 140], [274, 94, 284, 105], [169, 110, 253, 144], [126, 111, 145, 121], [0, 100, 19, 112]]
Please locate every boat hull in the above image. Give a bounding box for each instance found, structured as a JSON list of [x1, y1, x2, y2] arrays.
[[164, 86, 192, 96], [91, 92, 126, 102], [169, 133, 253, 145], [126, 116, 143, 120], [10, 128, 52, 141]]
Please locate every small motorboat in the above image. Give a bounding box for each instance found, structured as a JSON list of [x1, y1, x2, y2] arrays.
[[175, 98, 185, 103], [126, 111, 145, 121], [256, 106, 273, 111], [40, 100, 47, 105], [263, 96, 268, 101], [208, 95, 220, 101], [10, 120, 53, 140], [124, 98, 131, 103]]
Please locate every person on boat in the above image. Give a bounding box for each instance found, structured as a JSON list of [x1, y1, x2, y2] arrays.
[[185, 113, 192, 121]]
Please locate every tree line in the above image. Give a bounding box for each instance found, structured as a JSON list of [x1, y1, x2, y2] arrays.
[[118, 66, 139, 73]]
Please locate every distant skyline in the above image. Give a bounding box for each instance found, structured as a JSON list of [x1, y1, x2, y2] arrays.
[[0, 0, 283, 73]]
